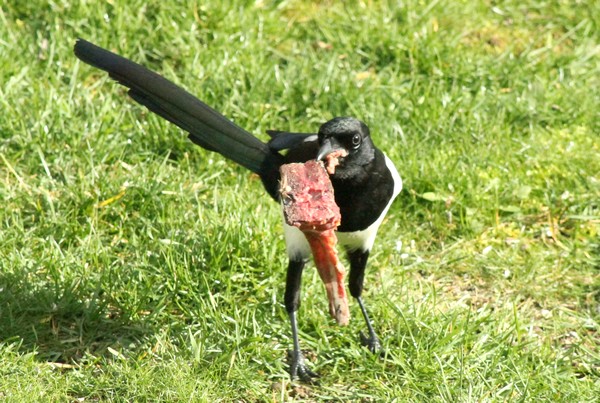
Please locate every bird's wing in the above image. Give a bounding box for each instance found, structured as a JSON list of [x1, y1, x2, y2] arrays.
[[267, 130, 318, 152]]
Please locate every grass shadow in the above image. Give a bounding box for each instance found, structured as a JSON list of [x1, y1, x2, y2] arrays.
[[0, 270, 153, 364]]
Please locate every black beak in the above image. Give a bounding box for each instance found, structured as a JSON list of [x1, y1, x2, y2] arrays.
[[316, 138, 344, 161]]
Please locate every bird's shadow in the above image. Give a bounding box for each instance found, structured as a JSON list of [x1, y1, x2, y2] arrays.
[[0, 270, 152, 364]]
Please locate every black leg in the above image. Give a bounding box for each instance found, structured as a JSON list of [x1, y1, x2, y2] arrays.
[[347, 249, 384, 354], [356, 296, 383, 354], [285, 258, 319, 382]]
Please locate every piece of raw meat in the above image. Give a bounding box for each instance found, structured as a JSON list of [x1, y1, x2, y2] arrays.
[[280, 160, 349, 325]]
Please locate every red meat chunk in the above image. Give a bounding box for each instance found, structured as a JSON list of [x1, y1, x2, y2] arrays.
[[280, 161, 349, 325]]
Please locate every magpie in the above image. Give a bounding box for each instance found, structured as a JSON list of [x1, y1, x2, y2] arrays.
[[74, 39, 402, 382]]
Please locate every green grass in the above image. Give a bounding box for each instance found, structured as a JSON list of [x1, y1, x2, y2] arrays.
[[1, 0, 599, 400]]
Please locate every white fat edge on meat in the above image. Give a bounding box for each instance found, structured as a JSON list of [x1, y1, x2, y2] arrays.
[[282, 154, 402, 258]]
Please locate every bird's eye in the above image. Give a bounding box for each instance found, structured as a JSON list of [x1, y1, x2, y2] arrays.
[[351, 134, 361, 148]]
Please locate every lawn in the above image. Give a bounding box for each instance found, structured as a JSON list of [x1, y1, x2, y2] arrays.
[[0, 0, 598, 401]]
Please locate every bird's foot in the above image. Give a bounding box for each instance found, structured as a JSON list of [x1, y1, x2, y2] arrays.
[[287, 350, 320, 384], [360, 331, 385, 356]]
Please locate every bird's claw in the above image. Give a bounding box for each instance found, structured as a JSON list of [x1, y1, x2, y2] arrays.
[[288, 350, 320, 384], [360, 331, 385, 356]]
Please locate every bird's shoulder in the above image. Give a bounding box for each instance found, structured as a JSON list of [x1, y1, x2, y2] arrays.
[[266, 130, 319, 163]]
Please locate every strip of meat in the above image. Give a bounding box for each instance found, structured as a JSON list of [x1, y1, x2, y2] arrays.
[[280, 160, 349, 325], [324, 149, 348, 175], [302, 228, 349, 325]]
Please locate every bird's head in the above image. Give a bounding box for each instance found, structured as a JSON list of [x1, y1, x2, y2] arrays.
[[316, 117, 375, 179]]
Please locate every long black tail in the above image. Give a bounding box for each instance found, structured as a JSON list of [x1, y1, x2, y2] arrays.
[[74, 39, 283, 198]]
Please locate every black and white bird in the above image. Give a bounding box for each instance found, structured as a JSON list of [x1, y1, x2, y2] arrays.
[[74, 39, 402, 382]]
